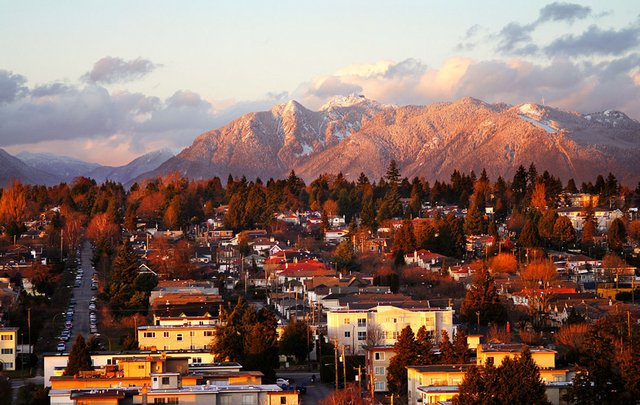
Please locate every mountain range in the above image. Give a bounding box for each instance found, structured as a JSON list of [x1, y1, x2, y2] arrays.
[[3, 94, 640, 188], [132, 95, 640, 186], [0, 147, 181, 188]]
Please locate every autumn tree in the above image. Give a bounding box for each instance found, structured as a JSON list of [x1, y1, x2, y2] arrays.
[[490, 253, 518, 275], [460, 263, 507, 325], [334, 239, 359, 273], [64, 334, 93, 376], [520, 259, 558, 322], [23, 263, 62, 295], [0, 178, 27, 227]]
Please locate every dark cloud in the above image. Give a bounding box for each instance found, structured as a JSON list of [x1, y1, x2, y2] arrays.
[[495, 22, 537, 55], [0, 70, 28, 104], [465, 24, 482, 40], [538, 2, 591, 24], [30, 82, 72, 98], [81, 56, 161, 84], [304, 76, 363, 99], [384, 58, 427, 78], [544, 24, 640, 57]]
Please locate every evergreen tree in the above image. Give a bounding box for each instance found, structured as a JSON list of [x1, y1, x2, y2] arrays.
[[453, 329, 470, 364], [111, 240, 139, 286], [460, 264, 507, 325], [464, 203, 487, 235], [607, 218, 626, 253], [387, 326, 417, 395], [385, 159, 401, 187], [538, 210, 558, 241], [519, 219, 541, 248], [64, 334, 92, 376], [279, 320, 313, 363], [334, 240, 359, 273], [553, 216, 577, 248], [438, 330, 456, 364], [415, 325, 434, 366]]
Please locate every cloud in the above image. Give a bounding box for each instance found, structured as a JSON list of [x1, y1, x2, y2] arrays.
[[537, 2, 591, 24], [0, 70, 28, 104], [294, 56, 640, 121], [304, 76, 363, 99], [81, 56, 161, 84], [495, 22, 537, 55], [544, 24, 640, 57]]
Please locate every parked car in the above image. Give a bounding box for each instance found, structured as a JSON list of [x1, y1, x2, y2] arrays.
[[89, 303, 96, 311], [276, 378, 290, 387], [57, 342, 66, 351]]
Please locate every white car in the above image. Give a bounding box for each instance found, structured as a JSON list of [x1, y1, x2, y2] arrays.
[[276, 378, 289, 387], [57, 342, 66, 351]]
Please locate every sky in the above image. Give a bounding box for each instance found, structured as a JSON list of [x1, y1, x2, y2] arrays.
[[1, 1, 639, 166]]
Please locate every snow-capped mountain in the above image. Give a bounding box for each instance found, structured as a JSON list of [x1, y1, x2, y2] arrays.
[[134, 96, 640, 186], [87, 147, 182, 184], [0, 149, 62, 187], [16, 151, 101, 182]]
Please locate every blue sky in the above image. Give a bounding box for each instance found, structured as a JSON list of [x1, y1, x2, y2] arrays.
[[1, 1, 639, 165]]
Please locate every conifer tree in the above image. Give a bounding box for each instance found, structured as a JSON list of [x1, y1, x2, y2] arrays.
[[607, 218, 627, 253], [519, 219, 541, 248], [387, 326, 417, 395], [460, 264, 507, 325], [464, 203, 487, 235], [438, 330, 456, 364], [453, 329, 470, 364], [64, 334, 92, 376], [111, 240, 139, 286], [415, 325, 433, 366]]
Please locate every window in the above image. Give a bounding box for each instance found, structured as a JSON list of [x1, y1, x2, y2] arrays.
[[167, 398, 179, 404], [450, 378, 462, 385], [153, 399, 166, 404], [374, 381, 385, 391], [374, 352, 384, 361], [358, 331, 366, 341], [1, 335, 13, 341], [176, 334, 183, 341], [192, 357, 202, 363], [357, 318, 366, 327], [163, 345, 170, 350], [138, 365, 145, 369], [219, 395, 232, 405], [343, 318, 351, 324], [190, 331, 196, 337], [281, 397, 287, 404], [242, 394, 254, 404], [204, 331, 214, 337], [164, 332, 170, 338], [431, 378, 442, 385], [374, 366, 385, 375], [162, 377, 170, 385], [143, 332, 156, 338], [1, 348, 13, 355], [344, 331, 350, 338]]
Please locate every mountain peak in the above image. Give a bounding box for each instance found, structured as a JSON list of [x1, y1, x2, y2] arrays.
[[319, 93, 390, 111]]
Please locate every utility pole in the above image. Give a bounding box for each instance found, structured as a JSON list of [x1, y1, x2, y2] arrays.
[[356, 365, 362, 391], [342, 345, 347, 389], [331, 338, 339, 391]]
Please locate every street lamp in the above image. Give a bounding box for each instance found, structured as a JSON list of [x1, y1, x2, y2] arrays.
[[476, 311, 480, 334]]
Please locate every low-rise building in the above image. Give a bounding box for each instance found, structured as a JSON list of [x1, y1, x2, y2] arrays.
[[0, 327, 18, 371]]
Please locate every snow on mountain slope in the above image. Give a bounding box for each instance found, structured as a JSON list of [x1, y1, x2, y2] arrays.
[[131, 96, 640, 186], [88, 147, 182, 184], [0, 149, 62, 187]]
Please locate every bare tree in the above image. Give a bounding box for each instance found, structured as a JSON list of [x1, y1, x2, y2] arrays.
[[365, 323, 384, 347]]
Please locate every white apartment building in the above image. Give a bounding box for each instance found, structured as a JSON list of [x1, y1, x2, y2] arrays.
[[327, 305, 454, 355], [0, 327, 18, 371]]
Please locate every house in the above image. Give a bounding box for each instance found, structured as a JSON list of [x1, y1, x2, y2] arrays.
[[138, 324, 216, 352], [557, 206, 623, 231], [324, 229, 349, 243]]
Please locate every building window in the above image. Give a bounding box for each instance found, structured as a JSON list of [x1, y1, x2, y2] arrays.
[[163, 345, 170, 350], [176, 334, 183, 341], [281, 397, 287, 404], [204, 331, 214, 337], [192, 357, 202, 363], [220, 395, 232, 405], [344, 318, 351, 324], [357, 318, 366, 327], [162, 377, 170, 385], [344, 331, 350, 338], [1, 348, 13, 354], [242, 394, 254, 404], [167, 398, 179, 404], [374, 366, 385, 375], [358, 331, 366, 341], [138, 365, 145, 369], [154, 399, 166, 404], [374, 352, 384, 361], [4, 362, 12, 369], [143, 332, 156, 338], [1, 335, 13, 341], [164, 332, 170, 338], [190, 331, 196, 337], [374, 381, 386, 391]]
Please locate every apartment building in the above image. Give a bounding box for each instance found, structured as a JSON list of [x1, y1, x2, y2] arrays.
[[0, 327, 17, 371], [327, 305, 454, 355]]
